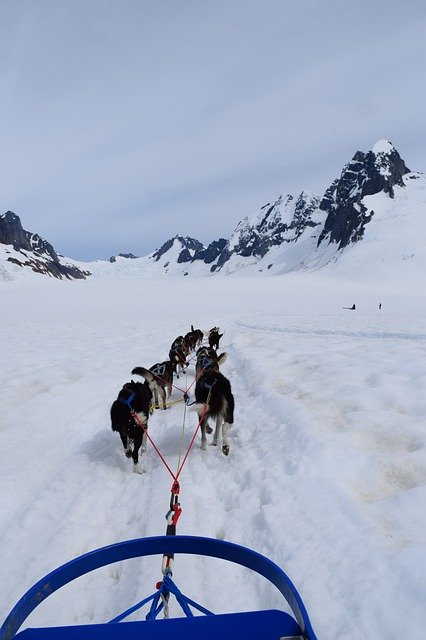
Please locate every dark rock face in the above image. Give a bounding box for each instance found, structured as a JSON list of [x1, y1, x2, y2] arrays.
[[192, 238, 227, 264], [152, 235, 204, 262], [152, 237, 175, 261], [0, 211, 90, 279], [109, 252, 138, 263], [177, 248, 192, 263], [318, 141, 410, 249]]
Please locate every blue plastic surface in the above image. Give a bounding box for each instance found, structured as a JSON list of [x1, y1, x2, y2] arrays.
[[15, 610, 301, 640], [1, 536, 317, 640]]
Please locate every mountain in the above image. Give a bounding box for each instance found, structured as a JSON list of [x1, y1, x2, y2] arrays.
[[0, 211, 90, 281], [211, 191, 323, 273], [109, 253, 138, 263], [124, 139, 420, 279], [317, 140, 411, 249], [151, 236, 204, 265], [1, 140, 423, 283]]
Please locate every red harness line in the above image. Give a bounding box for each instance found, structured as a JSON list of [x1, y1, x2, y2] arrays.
[[131, 401, 209, 483]]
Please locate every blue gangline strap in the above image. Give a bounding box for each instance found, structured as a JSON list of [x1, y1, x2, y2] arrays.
[[175, 594, 214, 616], [110, 574, 215, 624], [146, 592, 163, 621], [108, 590, 159, 623]]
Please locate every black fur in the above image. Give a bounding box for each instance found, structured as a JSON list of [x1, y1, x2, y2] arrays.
[[195, 370, 234, 456], [169, 345, 187, 377], [170, 335, 189, 355], [208, 329, 223, 350], [184, 328, 204, 350], [110, 381, 152, 471], [196, 347, 226, 375]]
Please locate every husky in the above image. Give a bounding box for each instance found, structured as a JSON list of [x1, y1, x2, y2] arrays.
[[110, 381, 152, 473], [195, 347, 227, 376], [208, 327, 223, 350], [194, 370, 234, 456], [169, 345, 188, 378], [132, 361, 174, 410]]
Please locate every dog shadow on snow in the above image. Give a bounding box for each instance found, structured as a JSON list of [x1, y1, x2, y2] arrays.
[[80, 429, 130, 471]]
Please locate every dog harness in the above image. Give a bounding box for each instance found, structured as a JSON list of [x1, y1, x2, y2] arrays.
[[197, 356, 214, 372], [117, 389, 136, 408], [151, 363, 166, 378], [199, 376, 217, 392]]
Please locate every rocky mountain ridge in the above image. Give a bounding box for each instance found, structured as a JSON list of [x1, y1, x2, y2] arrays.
[[0, 211, 90, 280], [1, 140, 422, 281]]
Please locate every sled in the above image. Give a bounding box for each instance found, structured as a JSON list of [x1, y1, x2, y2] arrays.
[[1, 535, 318, 640]]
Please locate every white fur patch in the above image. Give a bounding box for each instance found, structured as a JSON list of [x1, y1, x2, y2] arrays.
[[135, 411, 147, 424]]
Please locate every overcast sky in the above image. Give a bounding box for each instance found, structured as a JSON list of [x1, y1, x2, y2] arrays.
[[1, 0, 425, 260]]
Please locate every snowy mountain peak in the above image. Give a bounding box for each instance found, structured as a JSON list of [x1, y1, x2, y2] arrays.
[[212, 190, 322, 272], [372, 139, 394, 155], [0, 211, 90, 280], [151, 235, 204, 264], [372, 139, 410, 181], [318, 142, 411, 249]]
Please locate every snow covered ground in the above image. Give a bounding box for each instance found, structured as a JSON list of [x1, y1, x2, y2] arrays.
[[0, 273, 425, 639]]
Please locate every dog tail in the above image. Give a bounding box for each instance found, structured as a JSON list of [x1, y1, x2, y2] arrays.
[[131, 366, 154, 383], [189, 402, 210, 415], [217, 352, 227, 366]]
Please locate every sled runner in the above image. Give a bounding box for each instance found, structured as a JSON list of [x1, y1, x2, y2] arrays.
[[1, 535, 317, 640]]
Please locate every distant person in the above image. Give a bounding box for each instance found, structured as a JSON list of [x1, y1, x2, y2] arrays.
[[379, 302, 382, 310], [343, 304, 356, 310]]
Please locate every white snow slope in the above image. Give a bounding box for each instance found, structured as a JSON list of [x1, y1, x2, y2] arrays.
[[0, 272, 425, 639]]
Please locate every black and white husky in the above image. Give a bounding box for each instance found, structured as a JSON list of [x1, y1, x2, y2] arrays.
[[195, 347, 227, 376], [169, 345, 188, 378], [110, 381, 152, 473], [132, 361, 174, 410], [194, 370, 234, 456], [208, 327, 223, 350]]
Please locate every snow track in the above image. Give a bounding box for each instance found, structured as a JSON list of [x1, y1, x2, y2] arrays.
[[1, 276, 425, 639]]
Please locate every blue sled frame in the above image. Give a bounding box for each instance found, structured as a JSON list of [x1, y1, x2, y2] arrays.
[[1, 535, 318, 640]]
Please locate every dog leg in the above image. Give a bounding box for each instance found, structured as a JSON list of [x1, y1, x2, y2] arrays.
[[119, 432, 133, 458], [131, 429, 146, 473], [212, 415, 221, 446], [198, 411, 208, 451], [160, 386, 167, 410], [222, 422, 230, 456], [153, 386, 159, 410]]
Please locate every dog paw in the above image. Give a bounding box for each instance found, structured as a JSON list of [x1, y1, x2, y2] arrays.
[[125, 450, 133, 458], [133, 464, 145, 474], [201, 442, 207, 451], [206, 426, 213, 434], [222, 444, 230, 456]]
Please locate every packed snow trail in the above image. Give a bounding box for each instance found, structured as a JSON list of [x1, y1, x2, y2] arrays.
[[0, 275, 425, 639]]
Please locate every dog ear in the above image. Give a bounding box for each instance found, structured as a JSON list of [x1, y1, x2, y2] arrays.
[[217, 352, 227, 366]]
